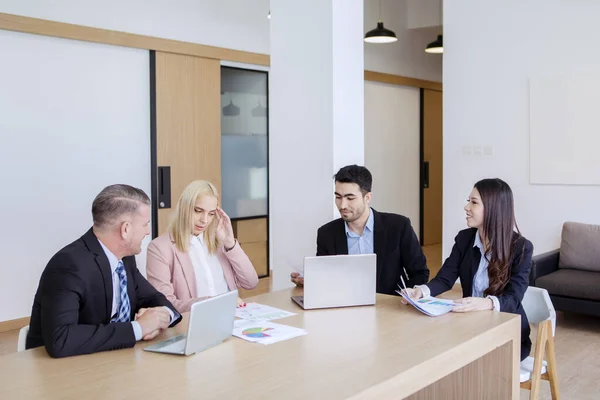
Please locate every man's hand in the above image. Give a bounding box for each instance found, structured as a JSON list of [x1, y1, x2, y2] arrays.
[[135, 307, 171, 340], [135, 308, 149, 320], [399, 287, 423, 304], [290, 272, 304, 287]]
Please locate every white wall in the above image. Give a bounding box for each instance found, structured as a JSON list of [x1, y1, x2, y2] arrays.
[[1, 0, 441, 82], [333, 0, 366, 174], [364, 81, 420, 236], [0, 0, 270, 54], [0, 30, 151, 321], [0, 0, 438, 307], [364, 0, 442, 82], [443, 0, 600, 259], [270, 0, 364, 289], [406, 0, 442, 30]]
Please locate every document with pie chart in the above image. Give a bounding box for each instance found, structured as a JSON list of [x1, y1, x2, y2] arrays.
[[233, 320, 307, 345]]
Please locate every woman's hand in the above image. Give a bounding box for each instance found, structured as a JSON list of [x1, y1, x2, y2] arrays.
[[452, 297, 493, 312], [400, 287, 423, 304], [215, 207, 236, 249], [236, 297, 247, 308]]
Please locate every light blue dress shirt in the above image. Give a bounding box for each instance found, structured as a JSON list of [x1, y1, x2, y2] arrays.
[[472, 231, 500, 311], [98, 240, 175, 340], [345, 208, 375, 255], [418, 230, 500, 311]]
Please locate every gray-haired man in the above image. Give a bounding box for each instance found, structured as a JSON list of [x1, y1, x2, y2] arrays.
[[27, 184, 181, 358]]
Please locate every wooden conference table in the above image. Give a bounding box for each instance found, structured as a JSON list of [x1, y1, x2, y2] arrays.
[[0, 288, 521, 399]]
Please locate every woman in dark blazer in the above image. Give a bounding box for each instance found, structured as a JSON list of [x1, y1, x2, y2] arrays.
[[404, 178, 533, 361]]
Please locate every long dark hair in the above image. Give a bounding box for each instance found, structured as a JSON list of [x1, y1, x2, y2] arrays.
[[474, 178, 522, 296]]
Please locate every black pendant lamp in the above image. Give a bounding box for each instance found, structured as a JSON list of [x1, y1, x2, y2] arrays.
[[425, 35, 443, 54], [364, 0, 397, 44]]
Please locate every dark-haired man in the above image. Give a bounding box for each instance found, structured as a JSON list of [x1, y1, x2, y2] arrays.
[[291, 165, 429, 295]]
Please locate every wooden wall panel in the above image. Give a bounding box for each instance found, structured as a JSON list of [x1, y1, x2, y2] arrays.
[[423, 89, 443, 245], [240, 242, 268, 277], [233, 218, 267, 244], [232, 218, 269, 278], [0, 12, 269, 66], [155, 52, 221, 234], [365, 70, 442, 92]]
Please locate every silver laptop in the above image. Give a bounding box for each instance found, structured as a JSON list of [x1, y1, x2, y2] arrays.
[[144, 289, 238, 356], [291, 254, 376, 310]]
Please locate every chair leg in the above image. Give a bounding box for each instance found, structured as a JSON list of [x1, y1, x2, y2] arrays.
[[529, 321, 550, 400], [545, 333, 560, 400]]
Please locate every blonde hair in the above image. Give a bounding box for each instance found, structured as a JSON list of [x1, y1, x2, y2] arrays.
[[169, 180, 220, 254]]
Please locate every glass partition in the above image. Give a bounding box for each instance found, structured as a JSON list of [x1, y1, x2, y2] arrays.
[[220, 67, 268, 219]]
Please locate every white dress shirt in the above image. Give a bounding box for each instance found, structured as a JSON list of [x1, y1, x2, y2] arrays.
[[189, 234, 229, 297], [98, 240, 175, 341]]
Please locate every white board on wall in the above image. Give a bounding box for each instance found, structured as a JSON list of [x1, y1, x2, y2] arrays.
[[364, 81, 420, 236], [529, 73, 600, 185], [0, 30, 151, 321]]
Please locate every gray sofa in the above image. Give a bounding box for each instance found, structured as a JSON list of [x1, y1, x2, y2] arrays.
[[530, 221, 600, 317]]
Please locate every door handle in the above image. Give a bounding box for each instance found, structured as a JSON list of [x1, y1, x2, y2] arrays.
[[423, 161, 430, 189], [158, 166, 171, 208]]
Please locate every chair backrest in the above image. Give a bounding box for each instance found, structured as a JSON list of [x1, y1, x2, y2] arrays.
[[17, 325, 29, 352], [522, 287, 556, 336]]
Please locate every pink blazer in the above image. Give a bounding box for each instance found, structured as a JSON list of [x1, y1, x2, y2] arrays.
[[146, 232, 259, 313]]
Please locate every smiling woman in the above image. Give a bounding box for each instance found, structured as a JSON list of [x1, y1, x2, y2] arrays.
[[403, 178, 534, 362], [145, 180, 259, 313]]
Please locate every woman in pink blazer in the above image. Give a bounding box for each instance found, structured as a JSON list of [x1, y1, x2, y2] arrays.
[[146, 180, 259, 313]]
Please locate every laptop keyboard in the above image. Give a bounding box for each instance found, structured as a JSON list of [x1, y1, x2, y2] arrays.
[[156, 336, 186, 353]]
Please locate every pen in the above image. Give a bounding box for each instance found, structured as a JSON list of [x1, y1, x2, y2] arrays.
[[400, 275, 407, 291]]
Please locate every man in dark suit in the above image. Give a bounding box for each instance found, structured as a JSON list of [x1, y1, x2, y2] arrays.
[[27, 184, 182, 358], [291, 165, 429, 295]]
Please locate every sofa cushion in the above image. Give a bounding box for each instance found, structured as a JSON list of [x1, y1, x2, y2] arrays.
[[536, 269, 600, 301], [559, 221, 600, 272]]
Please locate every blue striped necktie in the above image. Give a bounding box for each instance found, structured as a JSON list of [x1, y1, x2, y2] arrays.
[[111, 261, 131, 323]]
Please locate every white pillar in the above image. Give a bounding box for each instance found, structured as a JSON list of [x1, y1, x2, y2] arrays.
[[269, 0, 364, 290]]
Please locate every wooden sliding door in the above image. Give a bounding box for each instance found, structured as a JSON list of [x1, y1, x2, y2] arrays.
[[153, 52, 221, 235], [422, 89, 443, 245]]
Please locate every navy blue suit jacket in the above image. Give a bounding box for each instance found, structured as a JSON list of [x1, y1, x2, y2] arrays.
[[427, 228, 533, 361]]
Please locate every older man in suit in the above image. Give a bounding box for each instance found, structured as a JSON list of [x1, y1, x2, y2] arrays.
[[27, 184, 181, 358], [291, 165, 430, 295]]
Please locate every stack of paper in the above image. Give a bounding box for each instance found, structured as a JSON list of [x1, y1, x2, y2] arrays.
[[397, 290, 455, 317], [235, 303, 296, 322], [233, 320, 307, 345]]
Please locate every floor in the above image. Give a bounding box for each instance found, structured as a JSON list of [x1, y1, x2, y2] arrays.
[[2, 243, 598, 399]]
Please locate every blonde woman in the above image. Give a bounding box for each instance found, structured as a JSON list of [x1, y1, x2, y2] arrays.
[[146, 180, 259, 313]]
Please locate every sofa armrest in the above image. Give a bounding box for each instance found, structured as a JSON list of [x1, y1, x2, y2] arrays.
[[530, 249, 560, 285]]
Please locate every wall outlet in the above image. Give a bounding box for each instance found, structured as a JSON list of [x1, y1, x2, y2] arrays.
[[484, 145, 494, 156], [473, 145, 483, 156]]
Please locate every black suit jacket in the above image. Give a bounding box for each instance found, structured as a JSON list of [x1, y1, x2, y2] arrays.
[[26, 228, 181, 358], [427, 228, 533, 361], [316, 209, 429, 295]]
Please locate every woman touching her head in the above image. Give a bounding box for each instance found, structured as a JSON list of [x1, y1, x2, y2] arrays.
[[146, 180, 258, 313]]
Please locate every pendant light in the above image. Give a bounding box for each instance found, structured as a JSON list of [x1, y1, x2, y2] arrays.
[[364, 0, 397, 44], [251, 98, 267, 117], [425, 35, 443, 54], [222, 93, 240, 117]]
